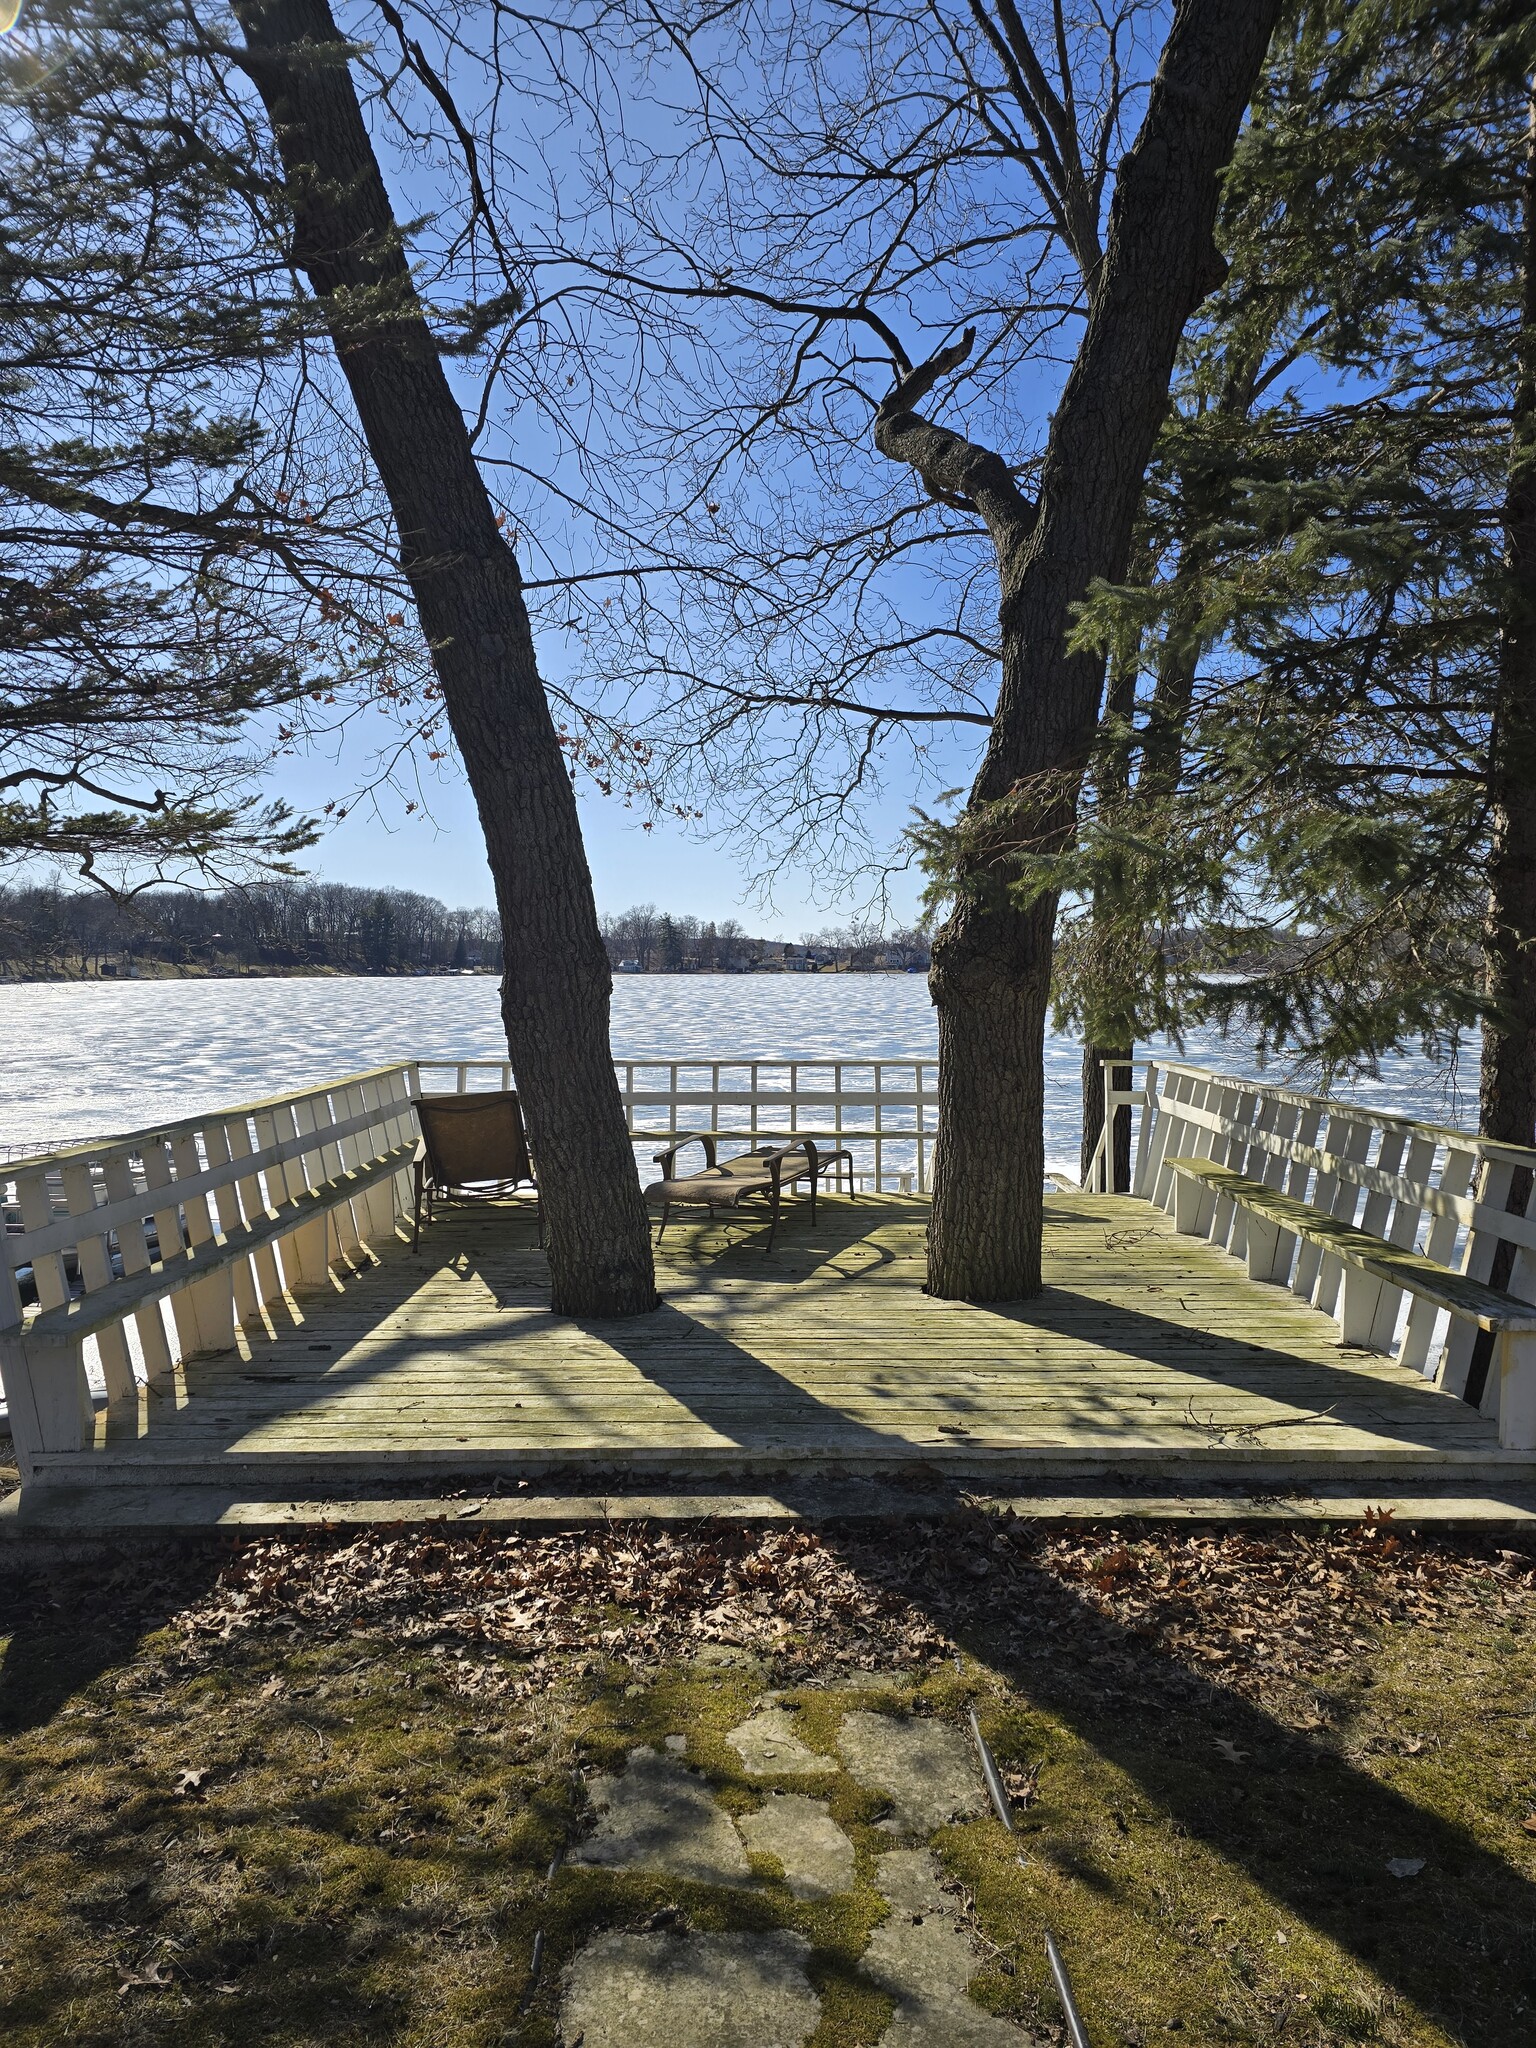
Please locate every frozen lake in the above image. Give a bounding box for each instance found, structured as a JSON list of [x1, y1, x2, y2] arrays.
[[0, 974, 1477, 1181]]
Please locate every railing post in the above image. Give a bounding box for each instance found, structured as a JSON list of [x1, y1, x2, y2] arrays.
[[1495, 1330, 1536, 1449], [1402, 1144, 1475, 1376], [1131, 1060, 1159, 1197], [7, 1168, 92, 1459], [1441, 1153, 1512, 1398], [59, 1158, 136, 1405]]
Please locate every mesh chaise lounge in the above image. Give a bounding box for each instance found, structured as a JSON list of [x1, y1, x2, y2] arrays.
[[646, 1134, 854, 1252], [413, 1089, 541, 1249]]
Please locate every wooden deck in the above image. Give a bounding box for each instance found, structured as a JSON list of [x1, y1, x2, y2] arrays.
[[22, 1192, 1536, 1506]]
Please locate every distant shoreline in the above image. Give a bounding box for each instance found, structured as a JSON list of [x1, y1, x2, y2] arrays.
[[0, 962, 926, 984]]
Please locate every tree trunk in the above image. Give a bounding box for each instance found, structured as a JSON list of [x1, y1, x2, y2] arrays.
[[926, 0, 1282, 1299], [1481, 86, 1536, 1156], [233, 0, 657, 1316], [1461, 88, 1536, 1409]]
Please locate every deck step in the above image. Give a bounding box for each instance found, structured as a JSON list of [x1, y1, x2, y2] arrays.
[[7, 1477, 1536, 1536]]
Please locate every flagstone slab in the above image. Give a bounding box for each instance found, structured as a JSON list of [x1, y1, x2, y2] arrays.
[[562, 1928, 820, 2047], [836, 1712, 985, 1834], [863, 1849, 1042, 2045], [572, 1747, 751, 1886], [738, 1793, 856, 1898], [726, 1706, 836, 1777]]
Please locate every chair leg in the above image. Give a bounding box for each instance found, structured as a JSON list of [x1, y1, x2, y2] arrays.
[[657, 1203, 670, 1241], [810, 1168, 818, 1225], [413, 1162, 425, 1254], [765, 1186, 780, 1254]]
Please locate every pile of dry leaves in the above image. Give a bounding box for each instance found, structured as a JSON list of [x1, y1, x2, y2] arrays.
[[169, 1514, 1536, 1700]]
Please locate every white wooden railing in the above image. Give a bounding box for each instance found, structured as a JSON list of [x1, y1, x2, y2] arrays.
[[1134, 1061, 1536, 1416], [1, 1064, 420, 1473], [419, 1055, 939, 1194], [1083, 1058, 1142, 1193], [1, 1052, 939, 1472]]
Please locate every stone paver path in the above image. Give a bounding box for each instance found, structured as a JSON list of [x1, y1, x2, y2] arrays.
[[560, 1707, 1039, 2045]]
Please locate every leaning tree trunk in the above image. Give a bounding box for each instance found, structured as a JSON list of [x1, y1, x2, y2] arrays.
[[923, 0, 1282, 1299], [1481, 85, 1536, 1157], [234, 0, 656, 1317]]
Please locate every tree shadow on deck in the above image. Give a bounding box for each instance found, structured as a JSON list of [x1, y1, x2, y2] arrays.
[[111, 1192, 1507, 1473], [982, 1285, 1498, 1453]]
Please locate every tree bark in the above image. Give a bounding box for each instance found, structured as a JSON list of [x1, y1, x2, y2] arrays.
[[1461, 88, 1536, 1410], [233, 0, 657, 1316], [920, 0, 1281, 1299], [1481, 86, 1536, 1155]]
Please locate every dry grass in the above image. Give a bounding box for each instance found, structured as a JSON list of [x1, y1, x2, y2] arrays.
[[1, 1509, 1534, 2045]]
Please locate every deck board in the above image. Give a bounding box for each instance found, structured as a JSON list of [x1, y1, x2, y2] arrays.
[[31, 1192, 1536, 1488]]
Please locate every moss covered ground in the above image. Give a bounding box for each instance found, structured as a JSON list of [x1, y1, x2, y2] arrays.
[[0, 1502, 1533, 2046]]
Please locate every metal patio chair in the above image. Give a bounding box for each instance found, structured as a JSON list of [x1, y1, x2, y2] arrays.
[[412, 1089, 541, 1250]]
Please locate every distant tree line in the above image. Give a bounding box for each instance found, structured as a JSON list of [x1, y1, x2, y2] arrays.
[[0, 882, 504, 977], [0, 885, 931, 978], [597, 905, 929, 972]]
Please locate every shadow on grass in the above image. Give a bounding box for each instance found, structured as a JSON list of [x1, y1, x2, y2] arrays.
[[0, 1542, 226, 1735], [828, 1519, 1536, 2044]]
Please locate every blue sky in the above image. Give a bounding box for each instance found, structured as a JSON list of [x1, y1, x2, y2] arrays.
[[267, 713, 937, 935]]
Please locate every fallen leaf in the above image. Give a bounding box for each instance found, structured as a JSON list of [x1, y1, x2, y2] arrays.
[[173, 1768, 207, 1796], [1213, 1739, 1249, 1765], [1003, 1762, 1041, 1808], [1385, 1857, 1425, 1879], [1520, 1815, 1536, 1836], [117, 1962, 174, 1994]]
